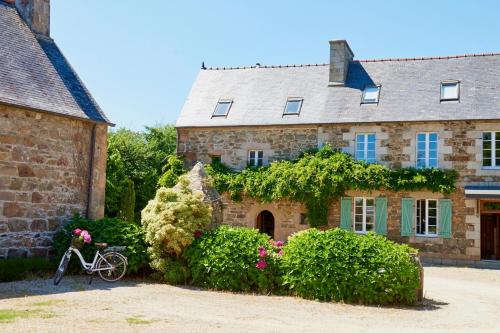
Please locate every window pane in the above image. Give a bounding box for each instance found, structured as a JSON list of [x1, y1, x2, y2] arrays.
[[363, 87, 380, 103], [429, 133, 438, 142], [416, 159, 426, 168], [367, 134, 376, 143], [496, 132, 500, 141], [258, 151, 263, 158], [284, 100, 302, 114], [441, 83, 458, 100], [355, 223, 363, 231], [357, 134, 366, 143], [366, 223, 374, 232], [483, 141, 492, 150], [213, 101, 231, 116], [429, 141, 437, 150], [483, 132, 492, 141], [483, 158, 492, 167], [250, 151, 255, 159], [417, 133, 426, 142], [484, 149, 492, 158], [367, 142, 376, 151], [428, 225, 437, 235], [428, 159, 438, 168]]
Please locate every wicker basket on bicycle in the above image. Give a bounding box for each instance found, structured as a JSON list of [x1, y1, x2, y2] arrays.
[[70, 237, 84, 250]]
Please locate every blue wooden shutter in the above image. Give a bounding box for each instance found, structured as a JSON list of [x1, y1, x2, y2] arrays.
[[438, 199, 452, 238], [401, 198, 414, 236], [375, 197, 388, 235], [340, 197, 352, 230]]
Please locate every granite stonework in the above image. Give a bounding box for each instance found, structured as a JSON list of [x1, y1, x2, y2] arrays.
[[0, 106, 107, 258], [178, 120, 500, 261]]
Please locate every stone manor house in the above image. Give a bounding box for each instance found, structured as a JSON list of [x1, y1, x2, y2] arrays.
[[176, 40, 500, 264], [0, 0, 110, 258]]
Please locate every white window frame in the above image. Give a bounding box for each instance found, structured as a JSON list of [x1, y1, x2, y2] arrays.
[[355, 133, 376, 163], [416, 132, 438, 168], [416, 199, 438, 237], [283, 98, 303, 116], [353, 197, 375, 234], [212, 99, 233, 117], [482, 131, 500, 169], [440, 81, 460, 102], [248, 150, 264, 167], [361, 85, 381, 104]]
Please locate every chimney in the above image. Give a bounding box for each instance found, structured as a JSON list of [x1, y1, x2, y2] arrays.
[[14, 0, 50, 37], [329, 40, 354, 86]]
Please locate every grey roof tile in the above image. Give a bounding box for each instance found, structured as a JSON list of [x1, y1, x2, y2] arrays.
[[176, 54, 500, 128], [0, 2, 110, 124]]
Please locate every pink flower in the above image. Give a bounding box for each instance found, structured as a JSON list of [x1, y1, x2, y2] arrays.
[[73, 228, 82, 236], [256, 260, 267, 270], [277, 249, 283, 256], [275, 241, 284, 247], [83, 234, 92, 244], [258, 247, 267, 258]]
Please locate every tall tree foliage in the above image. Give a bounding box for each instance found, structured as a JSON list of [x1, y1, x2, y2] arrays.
[[105, 124, 178, 221]]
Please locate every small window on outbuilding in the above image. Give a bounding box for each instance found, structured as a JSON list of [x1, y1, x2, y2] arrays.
[[300, 213, 308, 225], [283, 98, 303, 115], [440, 81, 460, 102], [361, 86, 380, 104], [212, 99, 233, 117]]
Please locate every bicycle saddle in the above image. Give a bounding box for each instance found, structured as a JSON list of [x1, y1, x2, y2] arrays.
[[94, 242, 108, 248]]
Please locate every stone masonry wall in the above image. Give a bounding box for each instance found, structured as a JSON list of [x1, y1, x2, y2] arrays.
[[178, 120, 500, 261], [0, 105, 107, 258]]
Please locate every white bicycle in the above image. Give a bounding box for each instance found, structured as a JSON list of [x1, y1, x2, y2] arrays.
[[54, 241, 128, 285]]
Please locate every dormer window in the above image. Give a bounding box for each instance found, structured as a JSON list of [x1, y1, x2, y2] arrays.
[[283, 98, 303, 115], [212, 99, 233, 117], [440, 81, 460, 102], [361, 86, 380, 104]]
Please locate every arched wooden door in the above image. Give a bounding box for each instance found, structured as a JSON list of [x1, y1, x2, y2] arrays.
[[256, 210, 275, 239]]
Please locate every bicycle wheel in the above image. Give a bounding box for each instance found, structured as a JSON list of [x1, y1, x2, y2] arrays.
[[53, 251, 71, 285], [96, 252, 127, 282]]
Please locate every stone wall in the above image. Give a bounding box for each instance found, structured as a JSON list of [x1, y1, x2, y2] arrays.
[[178, 120, 500, 261], [0, 105, 107, 258]]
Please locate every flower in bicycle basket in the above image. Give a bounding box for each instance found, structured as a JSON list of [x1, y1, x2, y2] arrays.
[[73, 228, 82, 236], [80, 230, 92, 244]]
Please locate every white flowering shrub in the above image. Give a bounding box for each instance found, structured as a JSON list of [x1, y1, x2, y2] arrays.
[[141, 177, 211, 273]]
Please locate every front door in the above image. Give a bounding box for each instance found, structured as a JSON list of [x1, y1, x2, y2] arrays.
[[256, 210, 275, 239], [481, 214, 500, 260]]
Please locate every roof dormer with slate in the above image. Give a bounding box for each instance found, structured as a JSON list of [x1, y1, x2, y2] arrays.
[[176, 40, 500, 128]]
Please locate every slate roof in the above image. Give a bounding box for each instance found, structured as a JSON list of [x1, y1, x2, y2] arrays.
[[176, 52, 500, 128], [0, 1, 110, 124]]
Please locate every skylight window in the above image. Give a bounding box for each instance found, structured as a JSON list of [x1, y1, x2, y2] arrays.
[[361, 86, 380, 104], [212, 99, 233, 117], [283, 98, 303, 115], [440, 81, 460, 101]]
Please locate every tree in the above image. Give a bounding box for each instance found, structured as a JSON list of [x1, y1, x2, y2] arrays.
[[119, 179, 136, 222]]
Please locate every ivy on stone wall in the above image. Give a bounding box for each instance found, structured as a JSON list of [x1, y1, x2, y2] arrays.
[[205, 146, 458, 227]]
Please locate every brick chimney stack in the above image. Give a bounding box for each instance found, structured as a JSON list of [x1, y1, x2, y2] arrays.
[[329, 40, 354, 86], [14, 0, 50, 37]]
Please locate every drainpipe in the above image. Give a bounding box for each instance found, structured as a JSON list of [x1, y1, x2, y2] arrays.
[[86, 124, 97, 218]]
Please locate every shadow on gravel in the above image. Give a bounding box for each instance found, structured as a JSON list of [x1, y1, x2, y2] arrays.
[[0, 276, 144, 301]]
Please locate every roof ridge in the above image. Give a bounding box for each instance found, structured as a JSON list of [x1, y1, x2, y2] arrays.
[[204, 52, 500, 70]]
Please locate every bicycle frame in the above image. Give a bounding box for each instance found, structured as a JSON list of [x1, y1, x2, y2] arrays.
[[64, 246, 115, 272]]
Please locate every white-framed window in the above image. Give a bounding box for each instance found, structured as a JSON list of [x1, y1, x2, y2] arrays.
[[482, 131, 500, 168], [212, 99, 233, 117], [354, 197, 375, 233], [248, 150, 264, 167], [416, 132, 438, 168], [355, 133, 376, 163], [283, 98, 303, 115], [416, 199, 438, 236], [361, 86, 380, 104], [440, 81, 460, 101]]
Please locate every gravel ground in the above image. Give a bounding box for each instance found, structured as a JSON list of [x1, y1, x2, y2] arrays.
[[0, 266, 499, 333]]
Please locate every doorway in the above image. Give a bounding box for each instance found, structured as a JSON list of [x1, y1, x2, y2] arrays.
[[256, 210, 275, 239], [481, 214, 500, 260]]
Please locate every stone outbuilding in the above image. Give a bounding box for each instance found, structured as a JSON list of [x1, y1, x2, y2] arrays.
[[0, 0, 111, 258]]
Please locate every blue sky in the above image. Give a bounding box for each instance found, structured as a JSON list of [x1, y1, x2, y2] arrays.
[[51, 0, 500, 130]]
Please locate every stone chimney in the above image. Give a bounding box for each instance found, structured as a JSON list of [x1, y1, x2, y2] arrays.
[[329, 40, 354, 86], [14, 0, 50, 37]]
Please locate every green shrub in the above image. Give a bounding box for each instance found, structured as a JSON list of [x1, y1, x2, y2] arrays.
[[158, 155, 187, 188], [185, 225, 280, 292], [280, 228, 420, 304], [119, 179, 136, 222], [53, 215, 148, 274], [0, 258, 56, 282], [163, 258, 190, 285], [141, 178, 211, 273]]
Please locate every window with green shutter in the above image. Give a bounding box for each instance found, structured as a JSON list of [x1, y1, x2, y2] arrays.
[[375, 197, 388, 235], [401, 198, 414, 236], [340, 197, 352, 230], [438, 199, 452, 238]]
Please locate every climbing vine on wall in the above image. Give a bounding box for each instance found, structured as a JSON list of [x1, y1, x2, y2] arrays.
[[205, 146, 458, 227]]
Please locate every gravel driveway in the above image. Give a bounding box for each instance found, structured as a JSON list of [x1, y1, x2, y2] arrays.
[[0, 266, 499, 333]]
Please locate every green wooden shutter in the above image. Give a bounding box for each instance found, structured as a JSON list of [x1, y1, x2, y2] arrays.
[[340, 197, 352, 230], [401, 198, 414, 236], [375, 197, 388, 235], [438, 199, 452, 238]]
